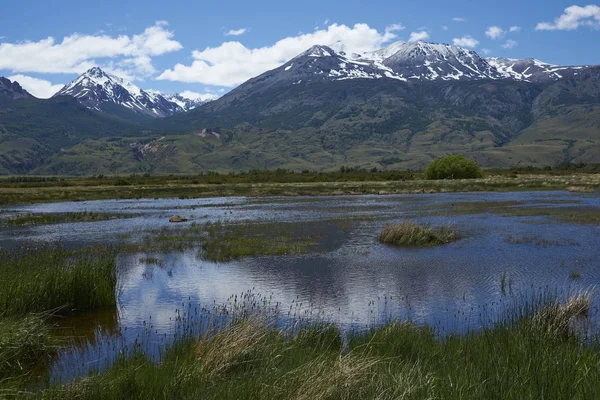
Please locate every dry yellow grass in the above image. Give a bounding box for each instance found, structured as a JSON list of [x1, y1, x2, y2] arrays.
[[531, 289, 594, 339]]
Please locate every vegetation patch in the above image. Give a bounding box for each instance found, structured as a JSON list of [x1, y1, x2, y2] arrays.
[[0, 246, 117, 317], [0, 170, 598, 206], [499, 206, 600, 225], [379, 222, 459, 247], [507, 234, 580, 247], [2, 211, 136, 226], [34, 292, 600, 399], [424, 155, 483, 180], [202, 222, 320, 262], [0, 314, 54, 384]]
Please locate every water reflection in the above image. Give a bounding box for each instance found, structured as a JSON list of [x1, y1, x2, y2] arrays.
[[0, 191, 598, 381]]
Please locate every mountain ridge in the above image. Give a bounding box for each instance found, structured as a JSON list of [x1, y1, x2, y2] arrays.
[[53, 67, 212, 118], [1, 41, 599, 175]]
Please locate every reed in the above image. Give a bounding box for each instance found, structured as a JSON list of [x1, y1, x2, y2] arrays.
[[39, 291, 600, 399], [0, 246, 117, 317], [379, 221, 459, 247]]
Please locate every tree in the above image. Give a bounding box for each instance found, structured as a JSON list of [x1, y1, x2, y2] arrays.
[[424, 155, 483, 180]]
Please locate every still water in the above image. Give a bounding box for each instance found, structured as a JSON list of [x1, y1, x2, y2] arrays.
[[1, 191, 599, 380]]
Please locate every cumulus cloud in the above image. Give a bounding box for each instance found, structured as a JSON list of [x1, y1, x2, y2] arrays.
[[452, 35, 479, 48], [408, 31, 430, 42], [536, 5, 600, 30], [0, 21, 182, 78], [225, 28, 247, 36], [7, 74, 63, 98], [502, 39, 518, 49], [453, 17, 466, 22], [442, 25, 449, 31], [509, 26, 521, 32], [485, 26, 505, 39], [158, 23, 403, 87]]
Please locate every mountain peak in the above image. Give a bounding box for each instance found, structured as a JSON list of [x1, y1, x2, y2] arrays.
[[86, 66, 107, 77], [55, 69, 184, 117], [0, 76, 34, 99], [300, 45, 335, 58]]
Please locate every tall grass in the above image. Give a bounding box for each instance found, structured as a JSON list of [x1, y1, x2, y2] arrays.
[[39, 291, 600, 399], [380, 221, 459, 247], [0, 314, 54, 382], [0, 246, 117, 317]]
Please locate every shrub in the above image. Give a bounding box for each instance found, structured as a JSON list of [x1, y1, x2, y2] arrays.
[[424, 155, 483, 180]]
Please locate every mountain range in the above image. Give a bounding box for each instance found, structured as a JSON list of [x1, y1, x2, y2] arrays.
[[53, 67, 211, 118], [0, 40, 598, 175]]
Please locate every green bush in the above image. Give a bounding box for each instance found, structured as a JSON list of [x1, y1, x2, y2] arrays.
[[424, 155, 483, 180]]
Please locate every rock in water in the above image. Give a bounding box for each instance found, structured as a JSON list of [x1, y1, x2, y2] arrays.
[[169, 215, 187, 223]]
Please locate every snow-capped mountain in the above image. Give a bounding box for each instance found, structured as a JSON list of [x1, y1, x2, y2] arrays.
[[0, 77, 34, 99], [162, 93, 214, 112], [54, 68, 204, 118], [241, 41, 591, 89], [378, 41, 501, 81], [485, 58, 587, 83]]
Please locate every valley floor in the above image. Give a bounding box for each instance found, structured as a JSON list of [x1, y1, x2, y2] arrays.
[[1, 172, 599, 206]]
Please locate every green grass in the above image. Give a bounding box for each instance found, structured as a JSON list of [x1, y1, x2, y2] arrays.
[[0, 314, 54, 385], [0, 247, 118, 317], [35, 292, 600, 399], [499, 206, 600, 225], [379, 222, 460, 247], [202, 222, 320, 262], [2, 211, 136, 226], [0, 171, 598, 207]]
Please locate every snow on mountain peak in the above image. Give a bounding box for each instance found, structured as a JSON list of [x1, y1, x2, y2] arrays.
[[55, 67, 209, 117]]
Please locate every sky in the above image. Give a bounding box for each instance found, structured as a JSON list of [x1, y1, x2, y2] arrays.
[[1, 0, 599, 99]]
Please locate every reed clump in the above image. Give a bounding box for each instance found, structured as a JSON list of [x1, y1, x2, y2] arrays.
[[35, 291, 599, 399], [379, 222, 459, 247], [0, 246, 117, 317], [0, 314, 54, 381]]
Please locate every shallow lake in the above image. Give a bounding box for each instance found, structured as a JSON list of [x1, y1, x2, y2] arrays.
[[1, 191, 599, 381]]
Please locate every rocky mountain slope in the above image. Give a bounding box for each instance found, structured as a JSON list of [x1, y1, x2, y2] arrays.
[[53, 67, 208, 118], [0, 77, 34, 99], [1, 41, 598, 174]]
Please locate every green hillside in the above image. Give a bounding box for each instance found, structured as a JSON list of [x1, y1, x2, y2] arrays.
[[2, 67, 599, 175]]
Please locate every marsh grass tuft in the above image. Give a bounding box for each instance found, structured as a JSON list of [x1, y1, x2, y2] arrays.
[[201, 222, 320, 261], [0, 246, 117, 317], [0, 314, 55, 381], [379, 222, 459, 247], [38, 292, 600, 399], [530, 290, 593, 340]]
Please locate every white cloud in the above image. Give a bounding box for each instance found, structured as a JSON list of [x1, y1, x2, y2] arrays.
[[385, 23, 406, 32], [7, 74, 63, 98], [536, 5, 600, 31], [442, 25, 449, 31], [502, 39, 518, 49], [179, 90, 220, 101], [225, 28, 247, 36], [452, 35, 479, 48], [158, 23, 402, 87], [0, 21, 182, 79], [408, 31, 430, 42], [453, 17, 466, 23], [485, 26, 504, 39], [509, 26, 521, 32], [481, 48, 492, 55]]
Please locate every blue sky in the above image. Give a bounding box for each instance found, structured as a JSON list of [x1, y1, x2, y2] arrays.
[[1, 0, 599, 98]]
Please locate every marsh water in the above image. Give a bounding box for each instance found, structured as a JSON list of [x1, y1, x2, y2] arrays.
[[1, 191, 599, 381]]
